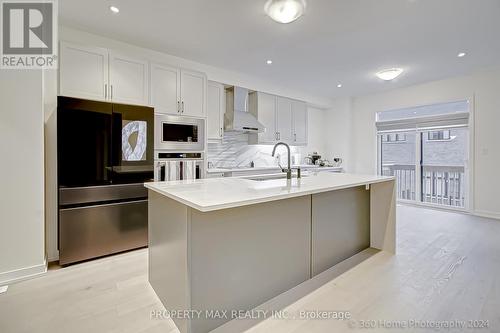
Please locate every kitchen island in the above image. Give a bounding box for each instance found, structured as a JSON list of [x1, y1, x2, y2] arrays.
[[145, 172, 396, 333]]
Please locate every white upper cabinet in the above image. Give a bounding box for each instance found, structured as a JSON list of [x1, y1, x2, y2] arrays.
[[150, 63, 181, 114], [109, 52, 149, 105], [59, 42, 108, 101], [59, 42, 150, 105], [180, 69, 206, 118], [149, 67, 206, 117], [249, 92, 308, 146], [250, 92, 277, 144], [276, 97, 293, 142], [292, 100, 308, 145], [207, 81, 225, 140]]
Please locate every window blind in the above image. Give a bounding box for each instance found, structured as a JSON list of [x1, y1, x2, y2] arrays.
[[376, 101, 469, 133]]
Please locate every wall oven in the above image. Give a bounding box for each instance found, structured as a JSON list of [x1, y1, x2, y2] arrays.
[[155, 114, 205, 151], [154, 152, 204, 182]]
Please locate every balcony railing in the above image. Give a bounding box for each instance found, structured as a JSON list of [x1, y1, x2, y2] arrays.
[[382, 164, 465, 207]]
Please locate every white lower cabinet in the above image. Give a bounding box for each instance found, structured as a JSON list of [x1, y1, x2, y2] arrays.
[[205, 172, 225, 178], [207, 81, 225, 140]]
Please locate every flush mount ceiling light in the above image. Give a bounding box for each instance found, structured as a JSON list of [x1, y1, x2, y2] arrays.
[[457, 52, 466, 58], [375, 68, 404, 81], [337, 84, 342, 88], [109, 6, 120, 14], [266, 60, 273, 64], [264, 0, 306, 24]]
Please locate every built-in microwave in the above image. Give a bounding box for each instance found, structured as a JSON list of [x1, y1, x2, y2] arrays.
[[154, 114, 205, 151]]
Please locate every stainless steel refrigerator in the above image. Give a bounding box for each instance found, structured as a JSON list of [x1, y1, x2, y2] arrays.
[[57, 96, 154, 265]]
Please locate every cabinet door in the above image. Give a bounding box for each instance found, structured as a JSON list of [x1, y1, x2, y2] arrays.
[[257, 92, 277, 143], [276, 97, 293, 143], [180, 69, 206, 117], [207, 81, 225, 140], [292, 100, 308, 145], [109, 52, 149, 105], [59, 41, 109, 101], [150, 63, 181, 115]]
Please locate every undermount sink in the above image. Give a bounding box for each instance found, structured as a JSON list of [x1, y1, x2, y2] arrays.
[[246, 173, 308, 181]]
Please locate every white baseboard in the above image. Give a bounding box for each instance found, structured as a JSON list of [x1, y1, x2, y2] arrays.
[[398, 201, 500, 222], [47, 250, 59, 263], [0, 260, 47, 286], [473, 210, 500, 221]]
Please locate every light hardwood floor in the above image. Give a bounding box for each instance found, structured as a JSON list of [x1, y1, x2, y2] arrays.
[[1, 205, 499, 333]]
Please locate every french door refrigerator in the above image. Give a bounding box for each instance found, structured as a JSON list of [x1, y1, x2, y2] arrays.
[[57, 96, 154, 265]]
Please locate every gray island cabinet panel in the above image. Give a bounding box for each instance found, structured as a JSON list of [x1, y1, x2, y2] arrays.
[[311, 186, 370, 276], [148, 193, 311, 333], [189, 196, 311, 333], [148, 191, 190, 333]]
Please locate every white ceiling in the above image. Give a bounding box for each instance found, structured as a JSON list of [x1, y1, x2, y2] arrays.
[[59, 0, 500, 100]]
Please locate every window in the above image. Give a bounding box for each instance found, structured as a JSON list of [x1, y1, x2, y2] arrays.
[[382, 133, 407, 143], [427, 130, 451, 141]]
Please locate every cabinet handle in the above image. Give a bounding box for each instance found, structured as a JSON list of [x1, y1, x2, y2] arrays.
[[181, 101, 184, 113], [278, 132, 281, 140], [220, 127, 223, 137], [294, 133, 297, 141], [104, 84, 107, 99], [177, 101, 180, 113], [110, 85, 113, 100]]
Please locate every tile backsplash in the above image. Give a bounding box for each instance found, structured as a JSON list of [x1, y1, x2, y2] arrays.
[[207, 132, 300, 168]]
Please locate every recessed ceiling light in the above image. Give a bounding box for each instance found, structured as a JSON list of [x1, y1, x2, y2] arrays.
[[337, 84, 342, 88], [109, 6, 120, 14], [266, 60, 273, 65], [457, 52, 466, 58], [375, 68, 404, 81], [264, 0, 306, 24]]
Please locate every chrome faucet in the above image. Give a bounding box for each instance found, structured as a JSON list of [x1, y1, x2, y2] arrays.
[[272, 142, 301, 179]]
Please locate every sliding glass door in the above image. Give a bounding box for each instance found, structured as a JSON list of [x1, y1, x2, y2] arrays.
[[420, 127, 468, 207], [379, 131, 417, 201], [376, 100, 470, 210], [378, 127, 468, 208]]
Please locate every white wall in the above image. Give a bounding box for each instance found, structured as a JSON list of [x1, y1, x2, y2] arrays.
[[323, 98, 353, 172], [298, 107, 327, 160], [336, 66, 500, 219], [0, 70, 46, 284], [43, 69, 58, 262]]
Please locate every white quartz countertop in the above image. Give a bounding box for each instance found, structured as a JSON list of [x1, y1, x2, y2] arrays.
[[144, 172, 393, 212], [206, 165, 342, 173]]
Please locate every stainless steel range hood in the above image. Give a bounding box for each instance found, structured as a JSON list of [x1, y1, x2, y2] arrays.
[[225, 86, 265, 133]]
